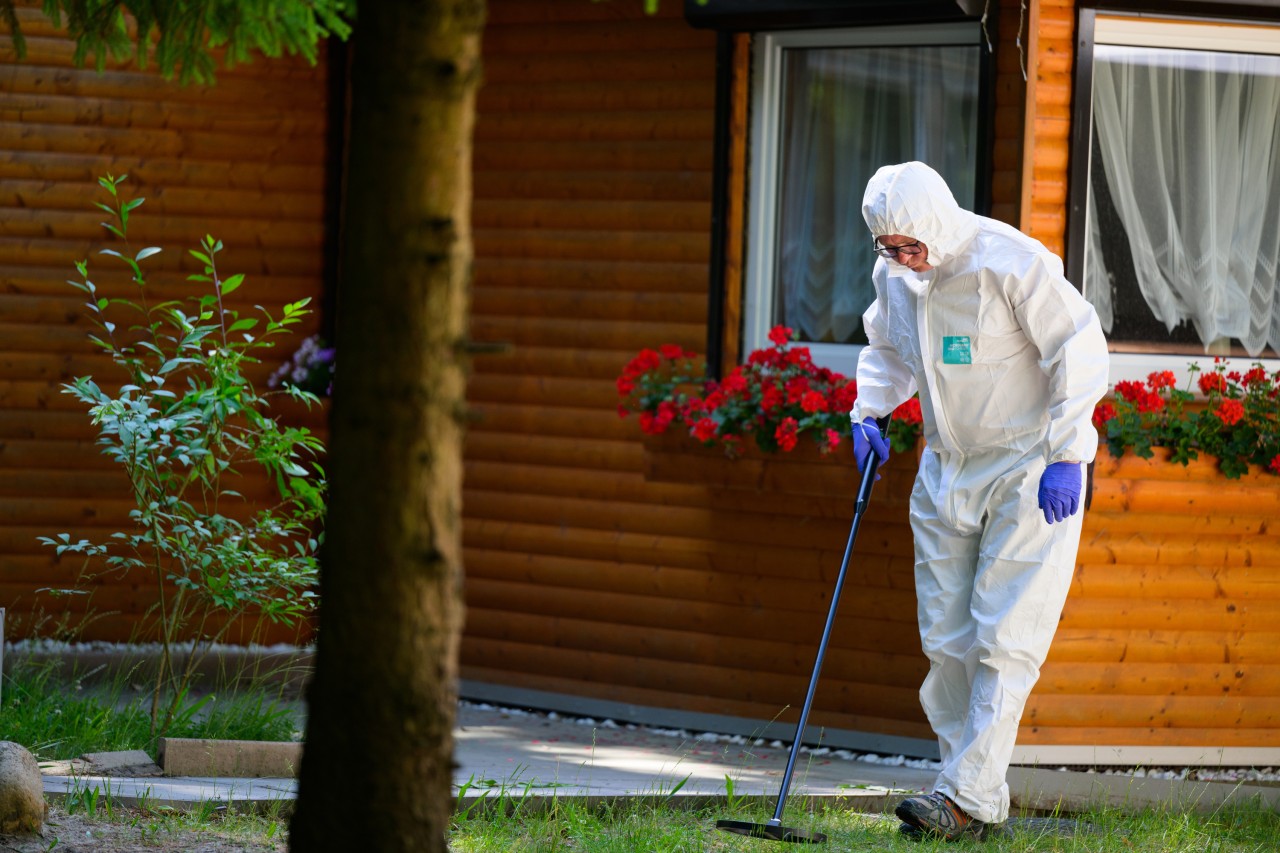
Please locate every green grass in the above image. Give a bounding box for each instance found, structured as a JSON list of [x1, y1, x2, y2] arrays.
[[0, 660, 301, 761], [447, 798, 1280, 852]]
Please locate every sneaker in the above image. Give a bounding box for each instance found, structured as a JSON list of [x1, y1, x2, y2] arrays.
[[895, 792, 991, 842]]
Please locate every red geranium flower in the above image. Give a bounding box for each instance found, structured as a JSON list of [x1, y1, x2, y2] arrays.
[[775, 417, 799, 452], [894, 397, 923, 426], [800, 390, 828, 413], [692, 417, 718, 442], [1198, 372, 1228, 395], [1214, 399, 1245, 426], [1092, 402, 1117, 429]]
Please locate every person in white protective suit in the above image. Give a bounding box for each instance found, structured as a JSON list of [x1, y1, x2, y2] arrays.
[[847, 162, 1110, 842]]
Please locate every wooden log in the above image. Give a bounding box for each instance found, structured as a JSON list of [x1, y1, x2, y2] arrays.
[[468, 317, 705, 353], [5, 120, 327, 164], [1049, 628, 1280, 665], [474, 257, 707, 293], [0, 150, 326, 191], [0, 208, 324, 247], [474, 170, 713, 202], [483, 50, 714, 87], [0, 468, 279, 500], [476, 110, 713, 143], [0, 268, 321, 305], [1076, 533, 1280, 569], [459, 635, 925, 722], [0, 63, 327, 109], [0, 379, 95, 411], [1023, 694, 1278, 729], [0, 237, 325, 277], [473, 229, 710, 264], [474, 139, 713, 173], [467, 374, 614, 410], [463, 457, 915, 529], [470, 287, 705, 324], [1071, 563, 1280, 600], [0, 92, 326, 135], [472, 199, 710, 233], [1059, 597, 1277, 632], [461, 487, 914, 561], [467, 345, 645, 381], [1035, 662, 1280, 697], [480, 19, 713, 55], [461, 520, 913, 596], [1083, 511, 1275, 537], [479, 79, 715, 113], [467, 403, 631, 440], [460, 663, 934, 741], [1090, 478, 1280, 516], [0, 410, 98, 440], [1017, 725, 1280, 747], [0, 438, 112, 470], [464, 608, 927, 689], [0, 178, 325, 221], [487, 0, 686, 25], [464, 432, 642, 472], [463, 545, 916, 613], [464, 577, 920, 648]]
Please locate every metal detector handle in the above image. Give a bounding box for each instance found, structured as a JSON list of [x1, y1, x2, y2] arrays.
[[855, 415, 892, 516], [767, 418, 888, 826]]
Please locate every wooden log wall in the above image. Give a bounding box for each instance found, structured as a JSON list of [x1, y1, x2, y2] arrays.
[[1032, 451, 1280, 747], [461, 0, 932, 741], [0, 1, 330, 644], [464, 0, 1280, 753], [1019, 0, 1074, 255]]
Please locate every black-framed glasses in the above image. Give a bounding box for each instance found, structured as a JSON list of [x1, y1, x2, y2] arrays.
[[873, 240, 924, 259]]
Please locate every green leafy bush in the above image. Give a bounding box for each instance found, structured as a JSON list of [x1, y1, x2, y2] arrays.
[[39, 176, 326, 733]]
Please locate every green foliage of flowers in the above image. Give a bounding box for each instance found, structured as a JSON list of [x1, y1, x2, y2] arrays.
[[1093, 360, 1280, 478], [616, 326, 923, 457], [37, 175, 326, 734]]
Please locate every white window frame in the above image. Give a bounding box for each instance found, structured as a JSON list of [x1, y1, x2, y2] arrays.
[[743, 23, 982, 378], [1082, 13, 1280, 387]]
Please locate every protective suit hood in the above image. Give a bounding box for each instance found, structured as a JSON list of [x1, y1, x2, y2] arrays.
[[861, 162, 980, 267]]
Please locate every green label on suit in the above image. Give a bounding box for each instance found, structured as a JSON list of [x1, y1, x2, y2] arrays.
[[942, 336, 972, 364]]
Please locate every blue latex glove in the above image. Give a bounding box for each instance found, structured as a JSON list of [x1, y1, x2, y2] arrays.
[[1038, 461, 1082, 524], [851, 417, 890, 481]]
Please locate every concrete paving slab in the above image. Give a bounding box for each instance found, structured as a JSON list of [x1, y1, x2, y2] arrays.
[[1008, 766, 1280, 815], [42, 774, 297, 811], [451, 704, 935, 813], [36, 704, 1280, 821]]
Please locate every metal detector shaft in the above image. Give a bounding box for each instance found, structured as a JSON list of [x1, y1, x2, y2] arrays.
[[767, 439, 883, 826]]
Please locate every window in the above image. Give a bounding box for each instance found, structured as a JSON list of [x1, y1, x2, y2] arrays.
[[744, 24, 984, 375], [1078, 13, 1280, 373]]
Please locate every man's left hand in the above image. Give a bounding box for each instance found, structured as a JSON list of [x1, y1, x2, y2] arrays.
[[1037, 461, 1082, 524]]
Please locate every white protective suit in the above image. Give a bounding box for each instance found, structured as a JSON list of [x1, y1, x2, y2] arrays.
[[849, 162, 1110, 824]]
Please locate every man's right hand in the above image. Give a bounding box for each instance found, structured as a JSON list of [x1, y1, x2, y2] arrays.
[[851, 417, 890, 481]]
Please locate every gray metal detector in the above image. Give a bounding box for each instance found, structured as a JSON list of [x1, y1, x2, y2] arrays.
[[717, 427, 887, 845]]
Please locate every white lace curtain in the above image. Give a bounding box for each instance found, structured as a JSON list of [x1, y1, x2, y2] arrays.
[[1088, 45, 1280, 356], [776, 46, 978, 344]]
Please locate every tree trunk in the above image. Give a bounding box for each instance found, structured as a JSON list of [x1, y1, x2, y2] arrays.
[[290, 1, 484, 850]]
